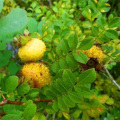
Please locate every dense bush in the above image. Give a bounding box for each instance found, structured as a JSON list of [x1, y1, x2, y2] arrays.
[[0, 0, 120, 120]]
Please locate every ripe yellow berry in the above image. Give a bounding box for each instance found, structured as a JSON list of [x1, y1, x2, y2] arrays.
[[18, 38, 46, 62], [83, 45, 104, 63], [21, 63, 51, 88]]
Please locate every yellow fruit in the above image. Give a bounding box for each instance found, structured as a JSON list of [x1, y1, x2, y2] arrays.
[[83, 45, 104, 63], [18, 38, 46, 62], [21, 62, 51, 88]]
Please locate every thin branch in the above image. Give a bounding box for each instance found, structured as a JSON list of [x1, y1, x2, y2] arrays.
[[0, 94, 52, 106], [0, 112, 6, 119], [48, 0, 52, 7], [33, 98, 53, 103], [40, 60, 51, 65], [52, 114, 56, 120], [46, 114, 49, 119], [103, 65, 120, 90], [118, 31, 120, 36]]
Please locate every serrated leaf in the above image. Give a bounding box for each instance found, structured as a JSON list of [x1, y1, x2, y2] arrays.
[[66, 55, 77, 68], [51, 61, 60, 73], [59, 58, 66, 69], [68, 33, 78, 50], [78, 69, 96, 85], [63, 70, 76, 89], [96, 16, 107, 29], [52, 101, 59, 112], [23, 103, 37, 120], [1, 114, 22, 120], [58, 97, 68, 111], [60, 39, 70, 53], [108, 17, 120, 28], [17, 83, 30, 96], [68, 92, 82, 103], [56, 78, 67, 94], [92, 26, 99, 35], [62, 112, 71, 120], [82, 7, 91, 20], [73, 52, 88, 64], [82, 21, 92, 28], [78, 38, 94, 50], [27, 88, 39, 98], [75, 85, 93, 98], [104, 29, 118, 39], [5, 76, 18, 92], [62, 95, 75, 108]]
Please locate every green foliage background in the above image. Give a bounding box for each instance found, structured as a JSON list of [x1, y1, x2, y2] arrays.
[[0, 0, 120, 120]]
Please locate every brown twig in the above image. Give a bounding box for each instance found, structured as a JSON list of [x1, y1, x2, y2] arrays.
[[0, 112, 6, 119], [40, 60, 51, 65], [0, 94, 52, 106]]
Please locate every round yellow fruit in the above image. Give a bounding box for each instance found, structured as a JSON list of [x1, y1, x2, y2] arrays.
[[83, 45, 104, 63], [21, 62, 51, 88], [18, 38, 46, 62]]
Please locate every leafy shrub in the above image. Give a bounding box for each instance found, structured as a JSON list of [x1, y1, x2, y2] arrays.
[[0, 0, 120, 119]]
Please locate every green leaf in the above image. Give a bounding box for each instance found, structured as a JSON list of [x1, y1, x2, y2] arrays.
[[71, 110, 82, 119], [5, 76, 18, 92], [28, 18, 37, 33], [36, 113, 47, 120], [82, 21, 92, 28], [78, 69, 96, 85], [108, 17, 120, 28], [63, 95, 75, 108], [8, 62, 18, 75], [1, 114, 22, 120], [17, 83, 30, 96], [0, 0, 3, 13], [104, 29, 118, 39], [75, 85, 93, 98], [60, 39, 70, 53], [0, 50, 12, 67], [56, 78, 67, 94], [78, 38, 94, 50], [66, 55, 78, 68], [96, 16, 107, 29], [0, 8, 28, 38], [58, 97, 68, 111], [68, 92, 82, 103], [106, 98, 114, 105], [64, 19, 74, 26], [23, 102, 37, 120], [82, 7, 91, 20], [27, 88, 39, 98], [54, 20, 63, 26], [52, 7, 58, 13], [38, 21, 45, 35], [62, 70, 76, 89], [52, 101, 59, 112], [51, 61, 60, 73], [73, 52, 88, 64], [68, 33, 78, 50], [92, 26, 99, 35]]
